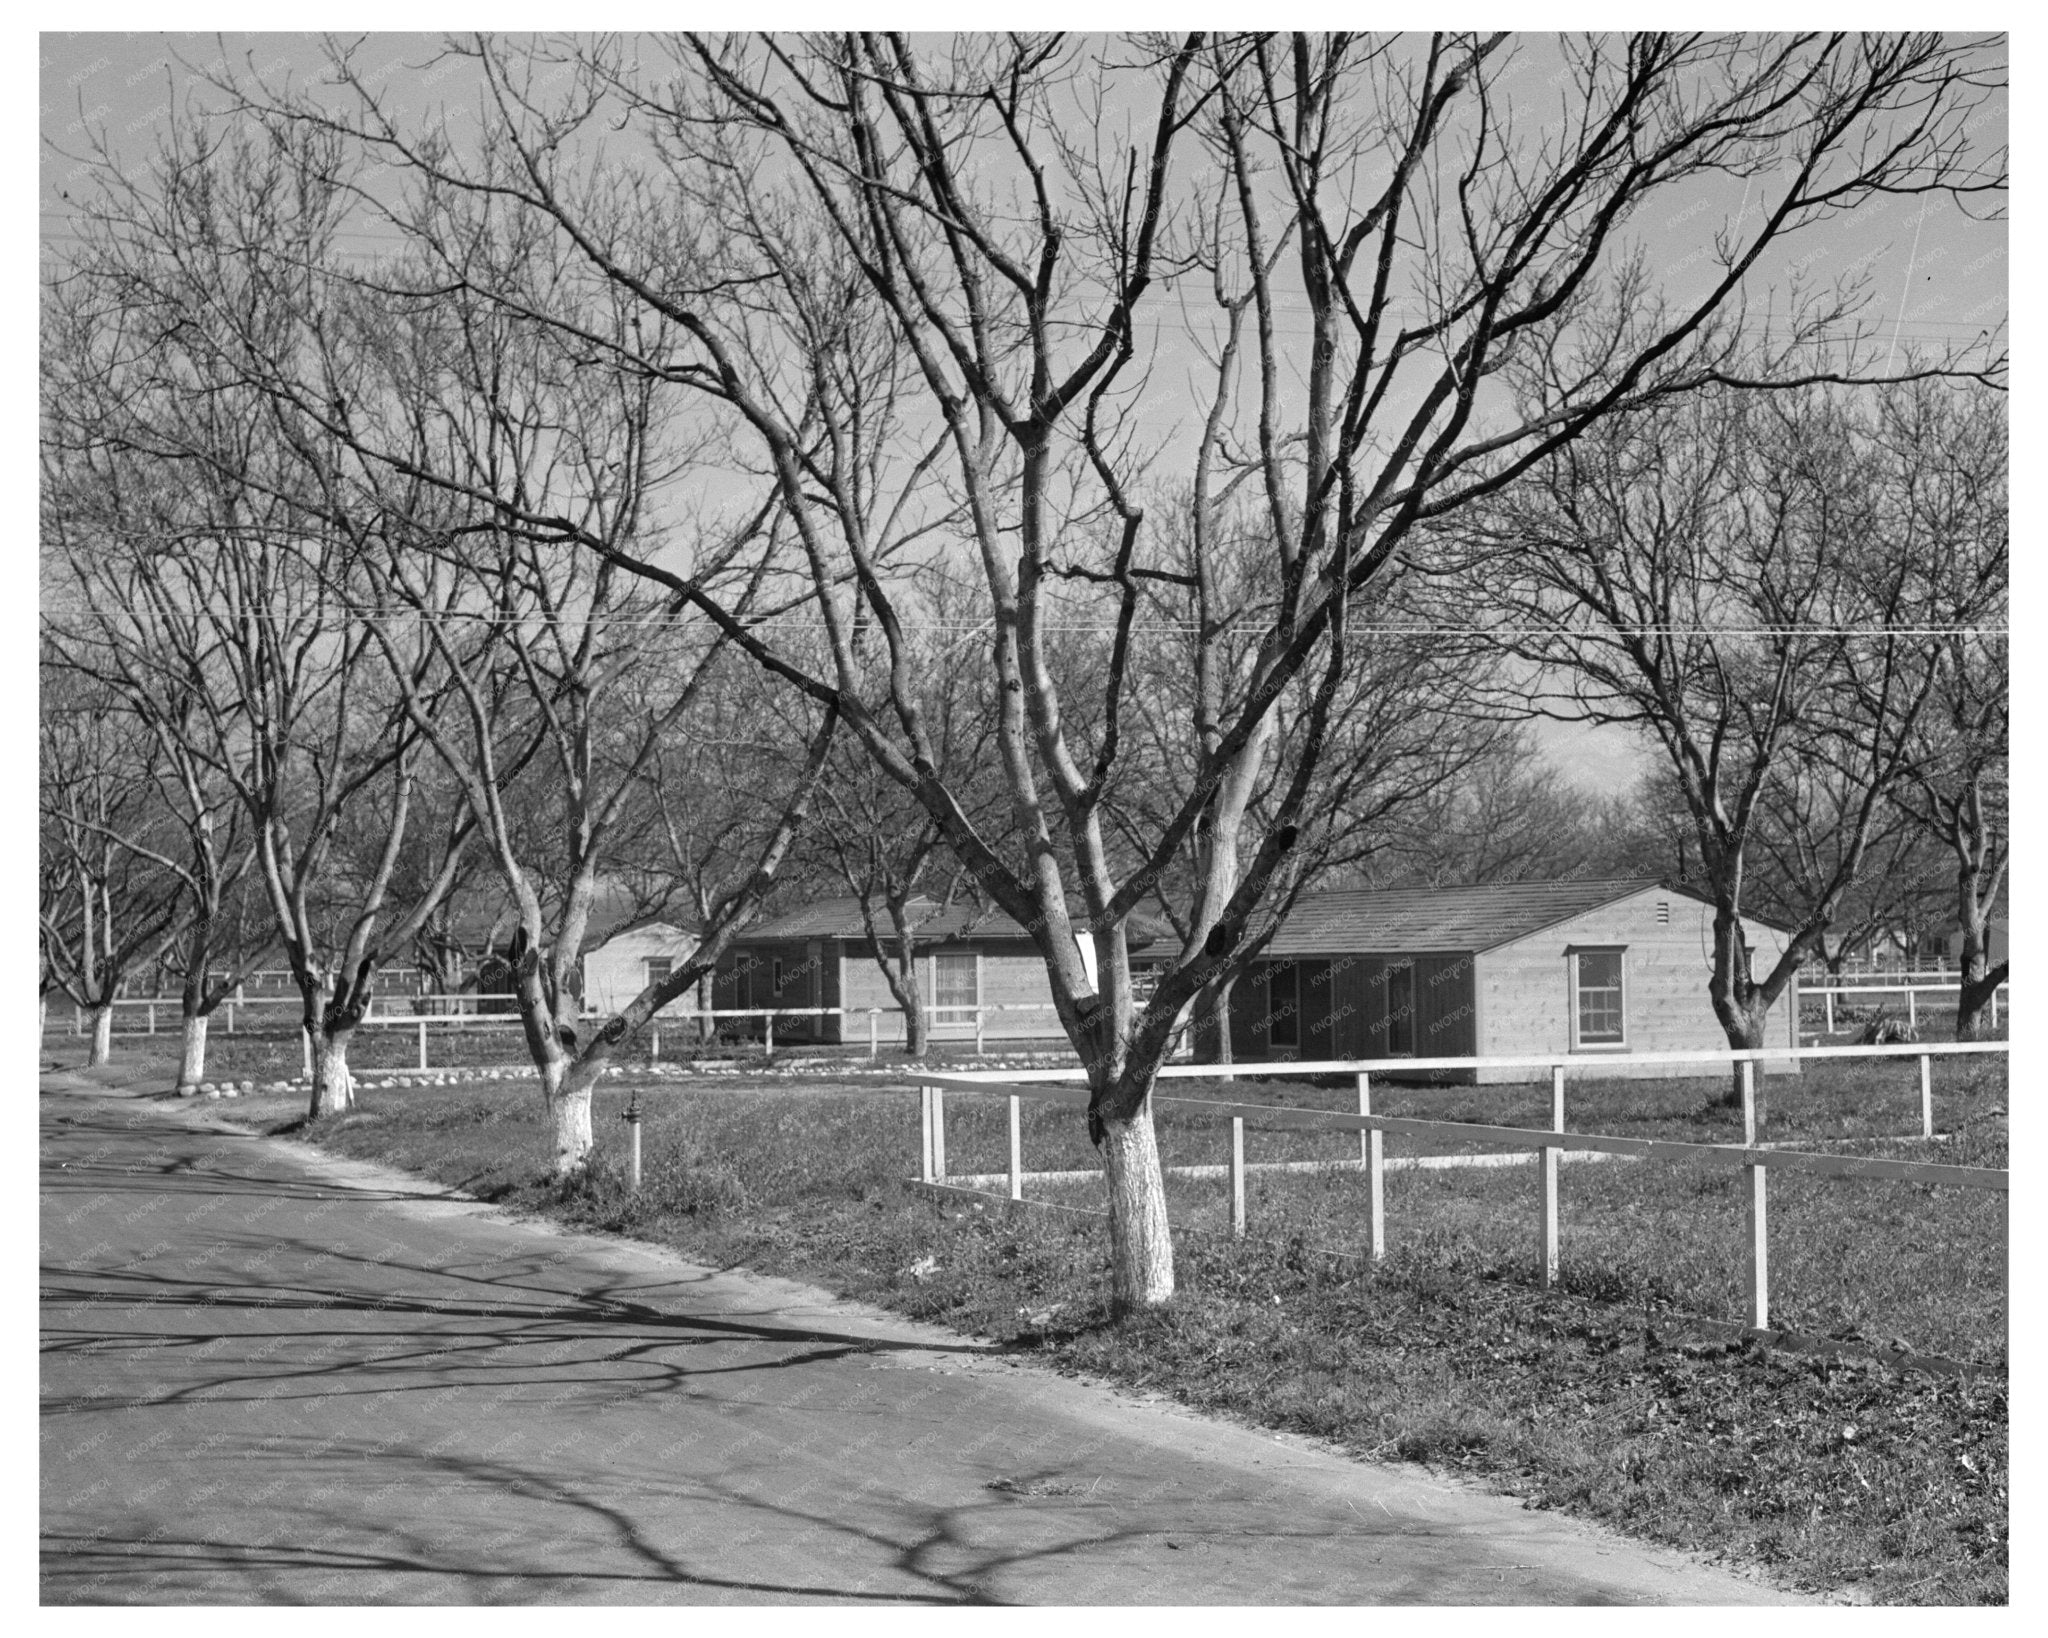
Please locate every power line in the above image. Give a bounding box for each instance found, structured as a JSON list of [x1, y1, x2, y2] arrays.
[[38, 607, 2008, 639]]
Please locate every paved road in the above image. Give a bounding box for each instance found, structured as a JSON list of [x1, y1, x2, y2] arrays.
[[40, 1070, 1801, 1604]]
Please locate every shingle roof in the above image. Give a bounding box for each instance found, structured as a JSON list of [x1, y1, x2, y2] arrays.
[[1259, 879, 1676, 957], [744, 894, 1167, 949]]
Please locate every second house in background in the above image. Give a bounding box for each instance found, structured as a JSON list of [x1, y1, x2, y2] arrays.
[[1231, 879, 1798, 1080], [715, 896, 1171, 1047]]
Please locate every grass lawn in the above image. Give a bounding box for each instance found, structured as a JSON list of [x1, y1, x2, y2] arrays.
[[113, 1034, 2006, 1610]]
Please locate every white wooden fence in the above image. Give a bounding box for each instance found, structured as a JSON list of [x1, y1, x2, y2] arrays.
[[908, 1041, 2009, 1333], [64, 996, 1069, 1070], [1803, 980, 2009, 1034]]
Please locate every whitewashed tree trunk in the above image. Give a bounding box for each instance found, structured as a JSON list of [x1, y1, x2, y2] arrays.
[[1099, 1100, 1174, 1312], [308, 1027, 357, 1118], [176, 1012, 209, 1093], [552, 1057, 599, 1178], [88, 1003, 114, 1066]]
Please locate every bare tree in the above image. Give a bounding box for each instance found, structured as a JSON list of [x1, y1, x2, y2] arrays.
[[43, 440, 283, 1088], [802, 585, 1010, 1059], [1452, 383, 1978, 1096], [1869, 384, 2007, 1035], [1348, 732, 1651, 890], [37, 665, 192, 1064], [1103, 534, 1511, 1060], [1747, 770, 1950, 977], [222, 30, 2005, 1307], [312, 247, 827, 1168], [1900, 649, 2008, 1036], [44, 242, 476, 1119]]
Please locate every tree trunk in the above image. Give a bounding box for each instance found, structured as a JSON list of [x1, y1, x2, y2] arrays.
[[903, 985, 928, 1059], [88, 1002, 114, 1066], [1955, 939, 2005, 1041], [307, 1026, 357, 1119], [176, 1011, 209, 1093], [1099, 1096, 1175, 1314], [1703, 904, 1772, 1108], [1191, 974, 1234, 1064], [552, 1058, 599, 1178], [1705, 993, 1768, 1108], [548, 1048, 602, 1179]]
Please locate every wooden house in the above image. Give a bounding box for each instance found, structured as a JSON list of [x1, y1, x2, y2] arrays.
[[714, 896, 1168, 1046], [582, 920, 700, 1014], [1229, 879, 1798, 1081]]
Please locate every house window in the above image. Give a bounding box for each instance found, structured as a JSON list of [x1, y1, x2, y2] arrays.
[[1571, 949, 1626, 1047], [644, 957, 673, 988], [933, 951, 979, 1024], [1267, 963, 1299, 1048], [1385, 961, 1415, 1056], [771, 958, 785, 996]]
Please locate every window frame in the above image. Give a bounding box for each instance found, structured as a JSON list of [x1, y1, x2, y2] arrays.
[[643, 955, 674, 989], [1567, 945, 1629, 1051], [930, 948, 981, 1028]]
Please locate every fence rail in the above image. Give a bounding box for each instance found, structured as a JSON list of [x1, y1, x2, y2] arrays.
[[1801, 980, 2009, 1034], [58, 997, 1073, 1071], [908, 1041, 2008, 1333]]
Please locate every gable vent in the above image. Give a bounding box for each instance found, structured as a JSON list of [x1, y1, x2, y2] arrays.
[[1656, 900, 1670, 924]]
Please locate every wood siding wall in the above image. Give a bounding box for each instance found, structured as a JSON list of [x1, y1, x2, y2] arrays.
[[581, 926, 698, 1015], [716, 939, 1072, 1045], [1470, 890, 1796, 1083], [1225, 889, 1795, 1083]]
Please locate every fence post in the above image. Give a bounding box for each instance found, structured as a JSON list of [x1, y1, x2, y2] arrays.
[[1362, 1074, 1384, 1262], [301, 1027, 313, 1083], [1009, 1095, 1022, 1201], [1742, 1056, 1768, 1330], [919, 1083, 933, 1183], [1907, 987, 1917, 1033], [1746, 1160, 1770, 1332], [765, 1011, 774, 1062], [417, 1020, 428, 1071], [1824, 989, 1834, 1035], [1541, 1064, 1564, 1288], [1920, 1052, 1933, 1139], [932, 1086, 946, 1181], [1990, 987, 1999, 1031], [1356, 1072, 1370, 1167], [975, 1008, 985, 1057], [1231, 1115, 1246, 1238], [650, 1024, 660, 1065], [147, 1001, 156, 1035], [74, 1005, 82, 1036], [625, 1107, 643, 1191], [870, 1009, 879, 1059], [226, 1001, 235, 1035]]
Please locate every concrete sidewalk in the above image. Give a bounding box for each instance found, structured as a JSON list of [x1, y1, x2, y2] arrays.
[[39, 1067, 1802, 1605]]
